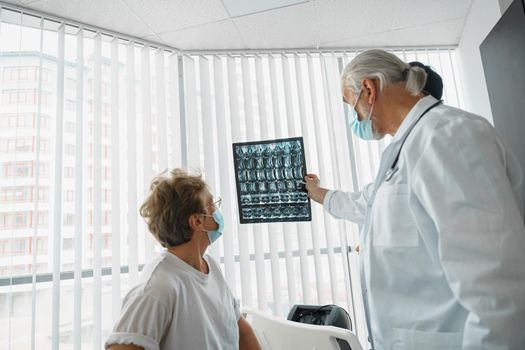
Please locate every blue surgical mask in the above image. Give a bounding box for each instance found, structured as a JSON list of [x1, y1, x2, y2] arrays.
[[349, 88, 375, 141], [203, 210, 224, 244]]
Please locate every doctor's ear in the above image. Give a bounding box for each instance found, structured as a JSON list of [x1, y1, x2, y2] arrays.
[[361, 78, 377, 105]]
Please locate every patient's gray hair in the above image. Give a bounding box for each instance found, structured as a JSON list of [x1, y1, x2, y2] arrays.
[[341, 49, 427, 96]]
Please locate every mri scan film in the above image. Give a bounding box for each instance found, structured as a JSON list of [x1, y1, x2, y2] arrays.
[[233, 137, 311, 224]]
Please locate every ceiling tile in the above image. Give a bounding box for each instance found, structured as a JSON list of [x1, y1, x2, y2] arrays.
[[222, 0, 307, 17], [1, 0, 475, 51], [156, 20, 244, 51], [320, 32, 391, 49], [0, 0, 23, 6], [26, 0, 153, 39], [123, 0, 229, 34], [392, 0, 472, 30], [387, 18, 465, 46], [313, 0, 397, 45], [233, 2, 318, 49], [18, 0, 41, 4]]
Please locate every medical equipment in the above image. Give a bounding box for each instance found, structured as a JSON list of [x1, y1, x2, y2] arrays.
[[243, 307, 363, 350], [287, 304, 352, 331], [385, 100, 443, 182]]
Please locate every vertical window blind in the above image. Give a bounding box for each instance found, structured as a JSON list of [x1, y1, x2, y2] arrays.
[[0, 6, 464, 350]]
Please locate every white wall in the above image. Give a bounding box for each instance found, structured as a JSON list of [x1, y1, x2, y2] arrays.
[[456, 0, 503, 124], [499, 0, 514, 13]]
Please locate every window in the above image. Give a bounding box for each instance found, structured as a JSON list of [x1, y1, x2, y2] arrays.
[[0, 113, 35, 128], [36, 237, 47, 253], [66, 78, 76, 90], [0, 137, 34, 153], [12, 239, 28, 255], [3, 161, 34, 178], [37, 212, 48, 227], [0, 240, 10, 256], [63, 214, 74, 226], [65, 190, 74, 202], [3, 66, 38, 81], [65, 121, 76, 132], [63, 238, 74, 250], [13, 212, 29, 228], [2, 89, 38, 104], [64, 167, 75, 178], [39, 139, 49, 152], [65, 144, 75, 156], [0, 187, 31, 203], [65, 100, 76, 112], [37, 188, 49, 202], [38, 163, 48, 177]]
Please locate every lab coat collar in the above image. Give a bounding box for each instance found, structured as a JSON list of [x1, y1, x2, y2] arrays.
[[391, 95, 438, 144]]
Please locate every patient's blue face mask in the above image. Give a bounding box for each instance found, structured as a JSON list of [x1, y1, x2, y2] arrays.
[[202, 197, 224, 244], [349, 87, 375, 141]]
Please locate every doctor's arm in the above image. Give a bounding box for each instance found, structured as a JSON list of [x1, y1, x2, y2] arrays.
[[238, 315, 262, 350], [305, 174, 371, 224], [412, 123, 525, 349]]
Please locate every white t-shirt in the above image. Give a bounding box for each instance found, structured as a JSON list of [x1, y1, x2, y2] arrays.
[[105, 250, 241, 350]]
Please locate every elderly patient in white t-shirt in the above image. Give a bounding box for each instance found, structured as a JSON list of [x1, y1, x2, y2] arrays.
[[106, 168, 261, 350]]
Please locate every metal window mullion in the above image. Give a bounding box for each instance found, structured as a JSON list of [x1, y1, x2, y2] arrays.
[[325, 53, 355, 307], [30, 16, 45, 350], [233, 55, 253, 307], [73, 26, 85, 349], [332, 54, 361, 331], [168, 53, 182, 167], [141, 46, 155, 262], [92, 32, 103, 350], [305, 54, 327, 304], [51, 22, 66, 350], [253, 56, 271, 312], [155, 50, 169, 171], [266, 55, 286, 315], [318, 54, 340, 303], [292, 54, 313, 304], [448, 49, 462, 108], [242, 55, 266, 309], [126, 43, 139, 285], [199, 55, 220, 259], [280, 54, 298, 306], [213, 55, 236, 290], [337, 54, 363, 335], [182, 55, 200, 168], [110, 36, 121, 324]]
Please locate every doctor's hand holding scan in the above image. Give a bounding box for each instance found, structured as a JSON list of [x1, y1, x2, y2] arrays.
[[306, 49, 525, 350]]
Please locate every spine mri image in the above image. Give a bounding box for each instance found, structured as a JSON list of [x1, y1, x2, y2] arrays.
[[233, 137, 312, 224]]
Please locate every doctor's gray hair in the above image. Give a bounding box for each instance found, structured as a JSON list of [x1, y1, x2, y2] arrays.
[[341, 49, 427, 96]]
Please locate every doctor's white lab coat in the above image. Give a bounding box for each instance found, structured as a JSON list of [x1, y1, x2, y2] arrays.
[[324, 96, 525, 350]]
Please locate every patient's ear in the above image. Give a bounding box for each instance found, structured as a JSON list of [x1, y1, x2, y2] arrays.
[[188, 213, 204, 231]]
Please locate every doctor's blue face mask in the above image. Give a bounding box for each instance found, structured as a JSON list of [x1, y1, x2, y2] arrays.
[[349, 87, 375, 141]]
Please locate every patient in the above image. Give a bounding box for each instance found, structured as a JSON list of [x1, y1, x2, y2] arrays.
[[106, 169, 261, 350]]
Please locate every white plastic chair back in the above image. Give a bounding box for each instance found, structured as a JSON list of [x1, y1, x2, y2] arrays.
[[243, 308, 363, 350]]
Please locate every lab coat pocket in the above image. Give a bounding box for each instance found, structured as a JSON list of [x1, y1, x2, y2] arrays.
[[392, 327, 463, 350], [372, 184, 419, 247]]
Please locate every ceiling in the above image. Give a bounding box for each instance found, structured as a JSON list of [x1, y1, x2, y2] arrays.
[[1, 0, 474, 51]]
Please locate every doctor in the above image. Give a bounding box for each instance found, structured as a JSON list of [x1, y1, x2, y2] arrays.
[[305, 49, 525, 350]]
